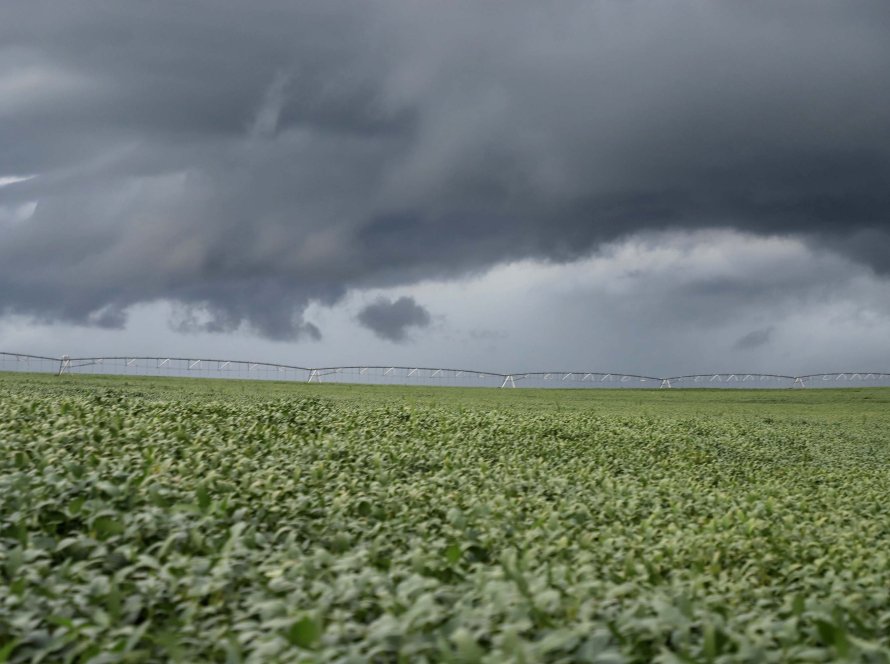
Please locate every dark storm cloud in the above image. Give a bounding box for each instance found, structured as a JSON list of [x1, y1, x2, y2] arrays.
[[357, 296, 431, 342], [1, 0, 889, 338], [733, 327, 775, 351]]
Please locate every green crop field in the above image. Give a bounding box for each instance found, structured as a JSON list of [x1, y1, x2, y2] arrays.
[[2, 372, 890, 663]]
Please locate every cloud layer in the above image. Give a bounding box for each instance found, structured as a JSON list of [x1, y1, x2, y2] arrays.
[[0, 1, 888, 340], [4, 230, 889, 375]]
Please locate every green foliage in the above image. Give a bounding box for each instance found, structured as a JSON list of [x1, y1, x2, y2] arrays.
[[1, 375, 890, 662]]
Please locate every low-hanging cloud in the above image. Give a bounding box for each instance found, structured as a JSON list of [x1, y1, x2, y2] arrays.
[[733, 327, 775, 351], [0, 1, 888, 339], [357, 296, 431, 342]]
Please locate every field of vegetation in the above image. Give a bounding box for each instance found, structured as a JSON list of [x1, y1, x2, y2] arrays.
[[2, 372, 890, 662]]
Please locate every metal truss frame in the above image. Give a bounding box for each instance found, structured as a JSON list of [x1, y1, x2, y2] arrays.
[[2, 352, 889, 389]]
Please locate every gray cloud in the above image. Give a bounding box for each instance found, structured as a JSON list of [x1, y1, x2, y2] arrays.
[[468, 329, 509, 341], [357, 296, 431, 342], [0, 1, 889, 339], [733, 327, 774, 351]]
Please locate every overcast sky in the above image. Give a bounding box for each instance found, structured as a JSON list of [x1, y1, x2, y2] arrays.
[[1, 1, 889, 374]]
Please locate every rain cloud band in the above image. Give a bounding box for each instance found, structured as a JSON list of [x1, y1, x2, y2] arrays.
[[1, 1, 888, 338]]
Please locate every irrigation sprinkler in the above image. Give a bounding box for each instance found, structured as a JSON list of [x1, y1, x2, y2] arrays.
[[3, 351, 889, 390]]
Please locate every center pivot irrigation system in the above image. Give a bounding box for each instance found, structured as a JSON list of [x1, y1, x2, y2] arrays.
[[2, 352, 890, 389]]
